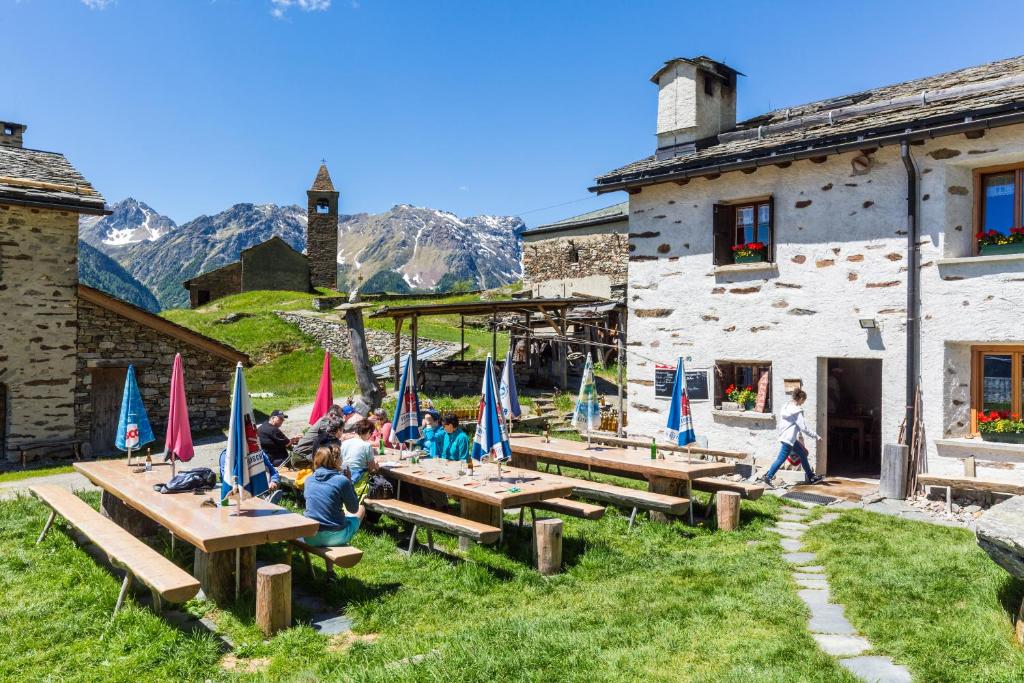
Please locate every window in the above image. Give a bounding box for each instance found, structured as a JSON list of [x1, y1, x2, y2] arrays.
[[974, 164, 1024, 254], [2, 126, 12, 136], [972, 346, 1024, 430], [316, 199, 330, 214], [566, 241, 579, 263], [704, 75, 715, 96], [713, 197, 774, 266], [714, 361, 772, 413]]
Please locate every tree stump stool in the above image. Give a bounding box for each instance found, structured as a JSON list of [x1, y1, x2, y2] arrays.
[[194, 546, 255, 603], [256, 564, 292, 636], [533, 518, 563, 575], [716, 491, 741, 531]]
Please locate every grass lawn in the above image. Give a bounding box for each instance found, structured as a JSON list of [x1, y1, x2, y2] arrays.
[[0, 464, 75, 483], [805, 509, 1024, 682], [1, 485, 862, 682]]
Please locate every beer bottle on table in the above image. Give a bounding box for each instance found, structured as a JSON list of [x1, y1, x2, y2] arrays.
[[467, 453, 474, 476], [650, 438, 657, 460], [379, 439, 385, 458], [145, 449, 153, 471]]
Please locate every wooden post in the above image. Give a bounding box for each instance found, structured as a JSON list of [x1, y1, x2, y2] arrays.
[[194, 546, 255, 603], [256, 564, 292, 637], [880, 443, 909, 499], [647, 476, 683, 523], [458, 498, 502, 551], [101, 491, 159, 537], [491, 311, 497, 360], [560, 308, 569, 390], [393, 317, 404, 390], [344, 303, 384, 410], [716, 491, 741, 531], [524, 312, 532, 369], [460, 315, 465, 360], [533, 518, 563, 575], [616, 325, 625, 437], [411, 314, 419, 381], [964, 456, 976, 478]]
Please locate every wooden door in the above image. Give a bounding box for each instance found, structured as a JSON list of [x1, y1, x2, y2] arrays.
[[90, 368, 127, 456]]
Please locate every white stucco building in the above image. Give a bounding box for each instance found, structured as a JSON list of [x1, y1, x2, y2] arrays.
[[592, 55, 1024, 483]]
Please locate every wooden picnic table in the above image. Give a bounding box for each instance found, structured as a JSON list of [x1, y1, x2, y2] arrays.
[[508, 434, 736, 523], [74, 459, 318, 602]]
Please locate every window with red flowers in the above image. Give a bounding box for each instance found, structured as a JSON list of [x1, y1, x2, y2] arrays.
[[971, 346, 1024, 432], [713, 197, 774, 266], [714, 361, 772, 412], [974, 165, 1024, 254]]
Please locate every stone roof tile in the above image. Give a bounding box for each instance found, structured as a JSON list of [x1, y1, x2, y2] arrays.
[[0, 145, 106, 213]]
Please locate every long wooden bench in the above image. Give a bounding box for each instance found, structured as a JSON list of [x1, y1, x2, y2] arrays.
[[918, 474, 1024, 513], [530, 497, 606, 520], [691, 477, 765, 500], [363, 498, 501, 554], [30, 484, 200, 616], [286, 539, 363, 582], [567, 479, 689, 529]]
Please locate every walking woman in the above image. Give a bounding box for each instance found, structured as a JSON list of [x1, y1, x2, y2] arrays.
[[757, 389, 824, 486]]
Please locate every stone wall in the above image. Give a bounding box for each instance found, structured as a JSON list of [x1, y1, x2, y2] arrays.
[[0, 203, 79, 461], [241, 239, 310, 294], [419, 360, 540, 397], [75, 298, 238, 455], [187, 262, 241, 308], [522, 221, 629, 298], [275, 311, 459, 363]]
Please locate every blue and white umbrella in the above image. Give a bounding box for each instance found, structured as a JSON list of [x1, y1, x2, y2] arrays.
[[390, 353, 421, 446], [572, 353, 601, 447], [221, 362, 270, 506], [499, 348, 521, 421], [472, 354, 511, 462], [664, 357, 696, 447], [115, 365, 154, 464]]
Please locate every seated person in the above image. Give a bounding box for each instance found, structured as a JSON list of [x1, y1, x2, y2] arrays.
[[257, 409, 298, 467], [302, 445, 364, 547], [217, 448, 282, 504], [291, 404, 343, 464], [418, 410, 443, 457], [368, 408, 393, 448], [439, 413, 470, 461], [341, 420, 379, 496], [315, 417, 346, 451]]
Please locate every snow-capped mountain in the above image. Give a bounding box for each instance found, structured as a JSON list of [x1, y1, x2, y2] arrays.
[[79, 197, 177, 246], [338, 205, 525, 291]]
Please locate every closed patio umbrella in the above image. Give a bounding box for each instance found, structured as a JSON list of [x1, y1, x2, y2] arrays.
[[164, 353, 194, 476]]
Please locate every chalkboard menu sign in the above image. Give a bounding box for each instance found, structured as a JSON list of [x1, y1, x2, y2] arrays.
[[654, 366, 710, 401]]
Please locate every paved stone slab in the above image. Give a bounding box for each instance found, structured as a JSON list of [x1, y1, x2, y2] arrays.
[[797, 588, 831, 606], [799, 565, 825, 573], [780, 538, 806, 552], [783, 552, 817, 565], [812, 634, 871, 657], [810, 513, 841, 526], [794, 572, 825, 581], [768, 526, 805, 539], [840, 656, 912, 683], [807, 603, 857, 635], [781, 512, 808, 522], [777, 521, 811, 530], [796, 577, 831, 589], [783, 506, 812, 515]]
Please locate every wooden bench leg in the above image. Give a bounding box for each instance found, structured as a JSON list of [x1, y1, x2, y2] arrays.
[[113, 572, 132, 617], [518, 508, 525, 528], [303, 550, 313, 578], [686, 480, 694, 526], [325, 559, 335, 582], [406, 524, 418, 555], [150, 590, 164, 615], [426, 529, 435, 551], [285, 544, 293, 568], [946, 486, 953, 515], [37, 510, 56, 545]]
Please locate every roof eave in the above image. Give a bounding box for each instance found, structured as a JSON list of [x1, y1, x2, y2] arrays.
[[522, 213, 629, 237], [0, 194, 110, 216]]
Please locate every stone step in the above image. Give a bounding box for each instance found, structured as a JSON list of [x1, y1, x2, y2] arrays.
[[839, 656, 912, 683], [812, 634, 871, 658], [807, 603, 856, 635], [783, 552, 817, 565]]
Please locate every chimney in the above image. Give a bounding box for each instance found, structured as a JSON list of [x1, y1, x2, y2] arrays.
[[0, 121, 26, 149], [651, 57, 741, 159]]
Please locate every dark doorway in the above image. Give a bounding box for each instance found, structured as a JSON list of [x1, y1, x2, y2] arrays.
[[0, 383, 7, 461], [825, 358, 882, 477], [197, 289, 211, 306], [90, 368, 128, 457]]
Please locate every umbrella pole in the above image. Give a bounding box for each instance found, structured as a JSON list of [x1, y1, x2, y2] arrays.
[[126, 446, 133, 467], [234, 547, 240, 602]]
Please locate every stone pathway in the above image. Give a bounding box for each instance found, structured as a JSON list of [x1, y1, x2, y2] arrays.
[[770, 507, 913, 683]]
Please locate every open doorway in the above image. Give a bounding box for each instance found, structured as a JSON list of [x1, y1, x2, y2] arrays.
[[824, 358, 882, 477]]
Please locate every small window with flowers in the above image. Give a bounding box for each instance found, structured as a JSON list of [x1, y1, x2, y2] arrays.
[[713, 197, 774, 266], [975, 165, 1024, 256], [715, 361, 772, 413], [972, 346, 1024, 441]]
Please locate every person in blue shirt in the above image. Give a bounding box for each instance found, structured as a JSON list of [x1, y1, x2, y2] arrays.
[[302, 446, 364, 547], [418, 410, 444, 457], [218, 448, 282, 504], [439, 413, 471, 461]]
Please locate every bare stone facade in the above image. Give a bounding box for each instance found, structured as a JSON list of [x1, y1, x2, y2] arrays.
[[0, 204, 79, 460], [307, 164, 339, 291], [185, 262, 241, 308]]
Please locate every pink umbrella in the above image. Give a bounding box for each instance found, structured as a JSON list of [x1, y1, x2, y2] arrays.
[[310, 352, 334, 425], [164, 353, 194, 475]]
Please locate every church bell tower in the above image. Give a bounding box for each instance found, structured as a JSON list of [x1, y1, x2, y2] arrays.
[[307, 163, 339, 290]]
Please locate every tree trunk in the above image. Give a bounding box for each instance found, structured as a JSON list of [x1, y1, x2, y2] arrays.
[[510, 452, 537, 471], [345, 306, 384, 410], [533, 518, 563, 575], [716, 491, 741, 531], [194, 546, 255, 603], [101, 491, 159, 537], [256, 564, 292, 636], [647, 476, 683, 523], [457, 498, 501, 551]]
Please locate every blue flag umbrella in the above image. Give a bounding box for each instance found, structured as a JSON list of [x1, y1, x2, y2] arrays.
[[472, 354, 511, 462], [390, 353, 421, 446], [499, 349, 521, 421], [115, 365, 154, 464], [665, 357, 696, 447], [221, 362, 270, 506]]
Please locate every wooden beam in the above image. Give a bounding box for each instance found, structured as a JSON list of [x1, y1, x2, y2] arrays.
[[393, 316, 404, 390], [460, 314, 465, 360], [411, 314, 419, 382]]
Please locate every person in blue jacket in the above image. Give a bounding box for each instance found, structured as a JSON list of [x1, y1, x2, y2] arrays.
[[439, 413, 471, 461], [418, 410, 444, 457], [218, 448, 282, 504], [302, 445, 364, 547]]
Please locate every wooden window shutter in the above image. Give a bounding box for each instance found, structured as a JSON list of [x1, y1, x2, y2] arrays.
[[712, 204, 732, 266], [767, 195, 776, 263]]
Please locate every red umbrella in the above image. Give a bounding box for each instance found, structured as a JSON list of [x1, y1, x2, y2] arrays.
[[310, 352, 333, 425], [164, 353, 194, 475]]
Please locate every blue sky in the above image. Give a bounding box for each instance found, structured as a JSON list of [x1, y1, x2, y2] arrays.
[[5, 1, 1024, 227]]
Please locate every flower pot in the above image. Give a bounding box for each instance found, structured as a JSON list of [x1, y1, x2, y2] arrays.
[[980, 242, 1024, 257], [721, 401, 740, 412], [734, 253, 766, 264], [979, 431, 1024, 444]]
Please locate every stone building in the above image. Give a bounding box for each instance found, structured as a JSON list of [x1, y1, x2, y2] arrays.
[[307, 163, 339, 290], [182, 236, 310, 307], [521, 202, 629, 299], [592, 55, 1024, 483], [0, 120, 248, 462]]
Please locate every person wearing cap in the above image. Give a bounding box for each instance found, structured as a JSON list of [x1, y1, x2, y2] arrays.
[[258, 409, 298, 467]]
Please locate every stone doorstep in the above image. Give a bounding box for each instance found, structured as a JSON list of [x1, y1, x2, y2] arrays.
[[807, 603, 857, 635], [812, 634, 871, 658], [839, 656, 912, 683]]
